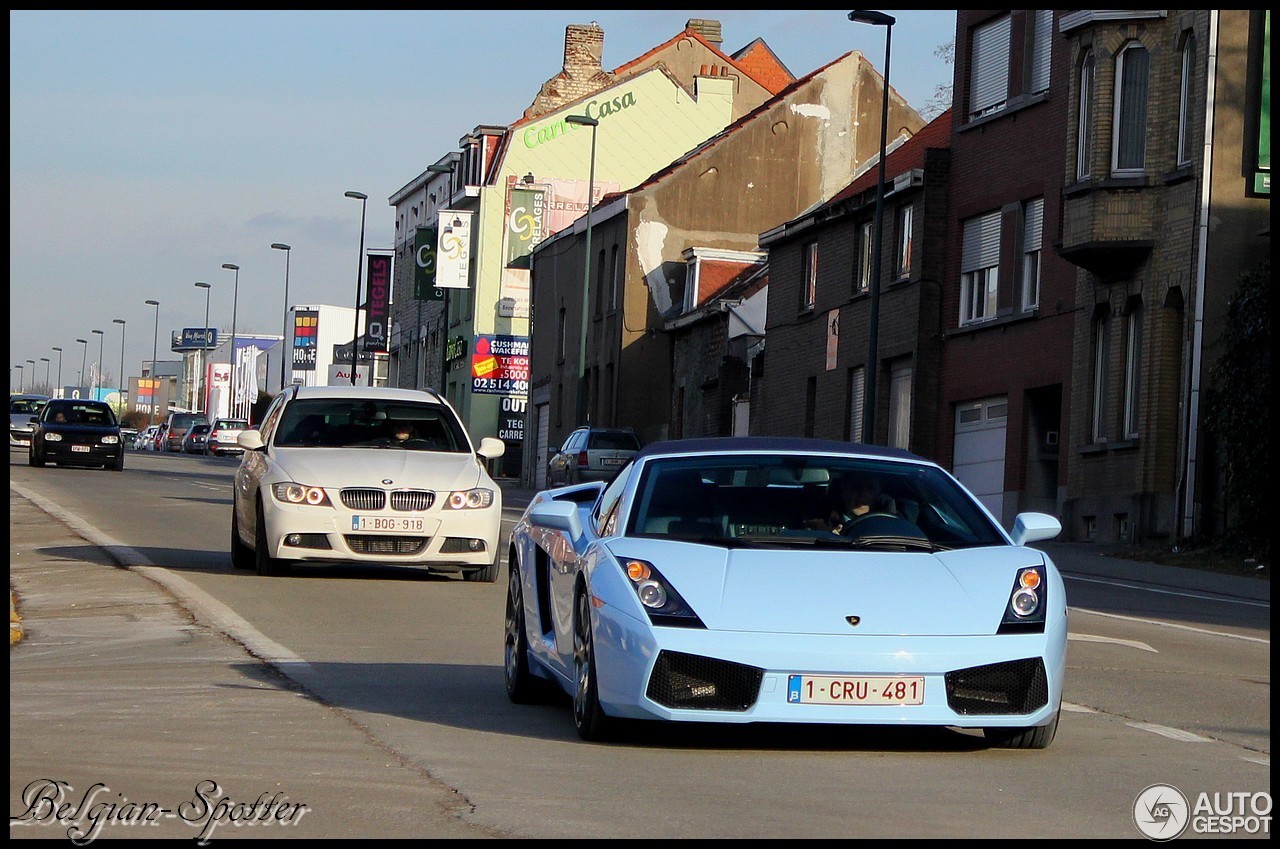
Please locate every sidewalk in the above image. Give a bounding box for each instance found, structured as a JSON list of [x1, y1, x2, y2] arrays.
[[9, 488, 504, 841]]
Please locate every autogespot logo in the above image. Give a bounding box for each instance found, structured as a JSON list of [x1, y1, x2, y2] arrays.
[[1134, 784, 1190, 841]]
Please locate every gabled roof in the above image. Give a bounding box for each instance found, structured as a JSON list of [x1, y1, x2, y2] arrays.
[[612, 25, 795, 96]]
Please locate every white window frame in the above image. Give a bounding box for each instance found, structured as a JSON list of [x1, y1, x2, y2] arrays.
[[960, 211, 1001, 325], [1021, 197, 1043, 311], [1112, 42, 1150, 176], [895, 204, 913, 279], [1076, 52, 1095, 181], [802, 240, 818, 310], [969, 14, 1011, 119], [1177, 34, 1196, 168], [856, 220, 873, 293]]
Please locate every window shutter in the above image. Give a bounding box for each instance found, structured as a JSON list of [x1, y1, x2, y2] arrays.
[[970, 15, 1011, 117], [962, 212, 1001, 272], [1023, 198, 1044, 250], [1029, 10, 1052, 94]]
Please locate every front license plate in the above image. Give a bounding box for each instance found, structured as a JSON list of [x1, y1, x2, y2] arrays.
[[351, 515, 425, 533], [71, 445, 91, 453], [787, 675, 925, 705]]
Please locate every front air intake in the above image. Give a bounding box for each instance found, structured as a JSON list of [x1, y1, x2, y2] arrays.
[[645, 650, 762, 711], [945, 658, 1048, 715]]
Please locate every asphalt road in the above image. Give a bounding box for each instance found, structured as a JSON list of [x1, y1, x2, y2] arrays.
[[9, 450, 1271, 839]]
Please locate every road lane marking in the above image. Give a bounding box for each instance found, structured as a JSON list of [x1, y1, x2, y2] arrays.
[[1065, 573, 1269, 609], [1068, 633, 1158, 653], [1071, 607, 1269, 645], [1126, 722, 1214, 743]]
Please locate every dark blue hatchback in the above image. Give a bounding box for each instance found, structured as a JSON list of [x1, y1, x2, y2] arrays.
[[28, 399, 125, 471]]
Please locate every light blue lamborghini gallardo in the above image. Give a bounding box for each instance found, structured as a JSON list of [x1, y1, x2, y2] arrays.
[[505, 437, 1067, 748]]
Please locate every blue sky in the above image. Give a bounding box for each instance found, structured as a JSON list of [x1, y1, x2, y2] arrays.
[[9, 10, 955, 391]]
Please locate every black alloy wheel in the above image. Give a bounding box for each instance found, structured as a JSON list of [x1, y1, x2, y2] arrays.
[[254, 499, 287, 576], [504, 559, 541, 703], [230, 503, 255, 570], [572, 587, 611, 741]]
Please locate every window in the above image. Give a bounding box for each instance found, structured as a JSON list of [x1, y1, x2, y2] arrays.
[[969, 14, 1011, 119], [1177, 34, 1196, 168], [895, 204, 913, 278], [855, 220, 873, 293], [801, 241, 818, 310], [1090, 310, 1109, 442], [556, 306, 566, 362], [1076, 51, 1095, 180], [1122, 301, 1142, 439], [609, 244, 620, 311], [1021, 197, 1044, 311], [1029, 9, 1053, 94], [593, 247, 606, 317], [960, 211, 1000, 325], [847, 366, 865, 442], [1112, 42, 1150, 175], [888, 361, 913, 450]]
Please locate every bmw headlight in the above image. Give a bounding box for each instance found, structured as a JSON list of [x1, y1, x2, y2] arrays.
[[271, 482, 332, 507], [998, 566, 1047, 633], [43, 432, 63, 442], [445, 488, 494, 510], [622, 559, 705, 628]]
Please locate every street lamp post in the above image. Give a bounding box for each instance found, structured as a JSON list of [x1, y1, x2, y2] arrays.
[[195, 282, 211, 414], [90, 331, 104, 398], [51, 347, 63, 397], [76, 338, 88, 388], [113, 318, 127, 414], [145, 300, 160, 426], [221, 264, 241, 418], [271, 243, 292, 392], [564, 113, 599, 426], [849, 9, 895, 445], [26, 360, 36, 393], [425, 163, 455, 395], [344, 191, 369, 386], [15, 365, 23, 393], [40, 358, 50, 393]]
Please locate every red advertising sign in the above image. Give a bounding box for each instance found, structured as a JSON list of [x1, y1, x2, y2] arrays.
[[365, 253, 392, 353]]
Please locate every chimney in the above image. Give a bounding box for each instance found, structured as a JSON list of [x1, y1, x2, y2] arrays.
[[686, 18, 723, 48], [564, 22, 605, 75]]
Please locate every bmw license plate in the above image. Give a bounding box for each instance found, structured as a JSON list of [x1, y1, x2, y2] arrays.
[[351, 516, 424, 533], [71, 445, 91, 453], [787, 675, 925, 705]]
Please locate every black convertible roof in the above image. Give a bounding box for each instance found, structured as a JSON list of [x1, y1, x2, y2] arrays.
[[634, 436, 925, 463]]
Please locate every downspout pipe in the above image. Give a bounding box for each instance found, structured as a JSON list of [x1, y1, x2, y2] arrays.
[[1181, 10, 1219, 541]]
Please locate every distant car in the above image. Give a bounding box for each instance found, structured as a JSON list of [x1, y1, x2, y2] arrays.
[[120, 427, 140, 446], [506, 437, 1066, 747], [547, 426, 642, 485], [28, 399, 124, 471], [9, 394, 50, 449], [230, 385, 505, 580], [165, 412, 207, 452], [182, 423, 211, 454], [150, 423, 169, 451], [134, 425, 158, 450], [205, 418, 249, 456]]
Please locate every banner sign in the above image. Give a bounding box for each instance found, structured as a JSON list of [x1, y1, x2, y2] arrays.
[[292, 310, 318, 371], [364, 252, 393, 353], [128, 376, 169, 421], [436, 210, 473, 289], [172, 328, 218, 352], [414, 226, 443, 301], [470, 334, 529, 396], [332, 342, 376, 364], [505, 186, 546, 269]]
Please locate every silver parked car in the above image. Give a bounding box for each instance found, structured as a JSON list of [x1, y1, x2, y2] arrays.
[[547, 426, 642, 485]]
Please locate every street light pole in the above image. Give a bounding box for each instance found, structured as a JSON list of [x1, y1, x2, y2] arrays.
[[51, 347, 63, 397], [112, 319, 127, 414], [40, 357, 50, 393], [90, 331, 104, 398], [564, 114, 599, 426], [76, 338, 88, 388], [26, 360, 36, 393], [849, 10, 895, 445], [195, 282, 211, 414], [344, 191, 368, 386], [221, 264, 241, 418], [145, 299, 160, 427], [271, 243, 292, 392], [15, 365, 23, 393]]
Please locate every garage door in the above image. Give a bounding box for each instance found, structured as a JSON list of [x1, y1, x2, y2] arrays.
[[534, 402, 549, 490], [953, 397, 1008, 525]]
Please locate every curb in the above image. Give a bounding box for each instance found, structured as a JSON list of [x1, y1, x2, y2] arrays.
[[10, 590, 23, 646]]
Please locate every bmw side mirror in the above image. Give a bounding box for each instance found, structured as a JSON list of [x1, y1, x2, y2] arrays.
[[476, 436, 505, 460]]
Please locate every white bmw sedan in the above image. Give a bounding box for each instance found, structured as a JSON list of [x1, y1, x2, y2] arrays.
[[232, 385, 505, 580]]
